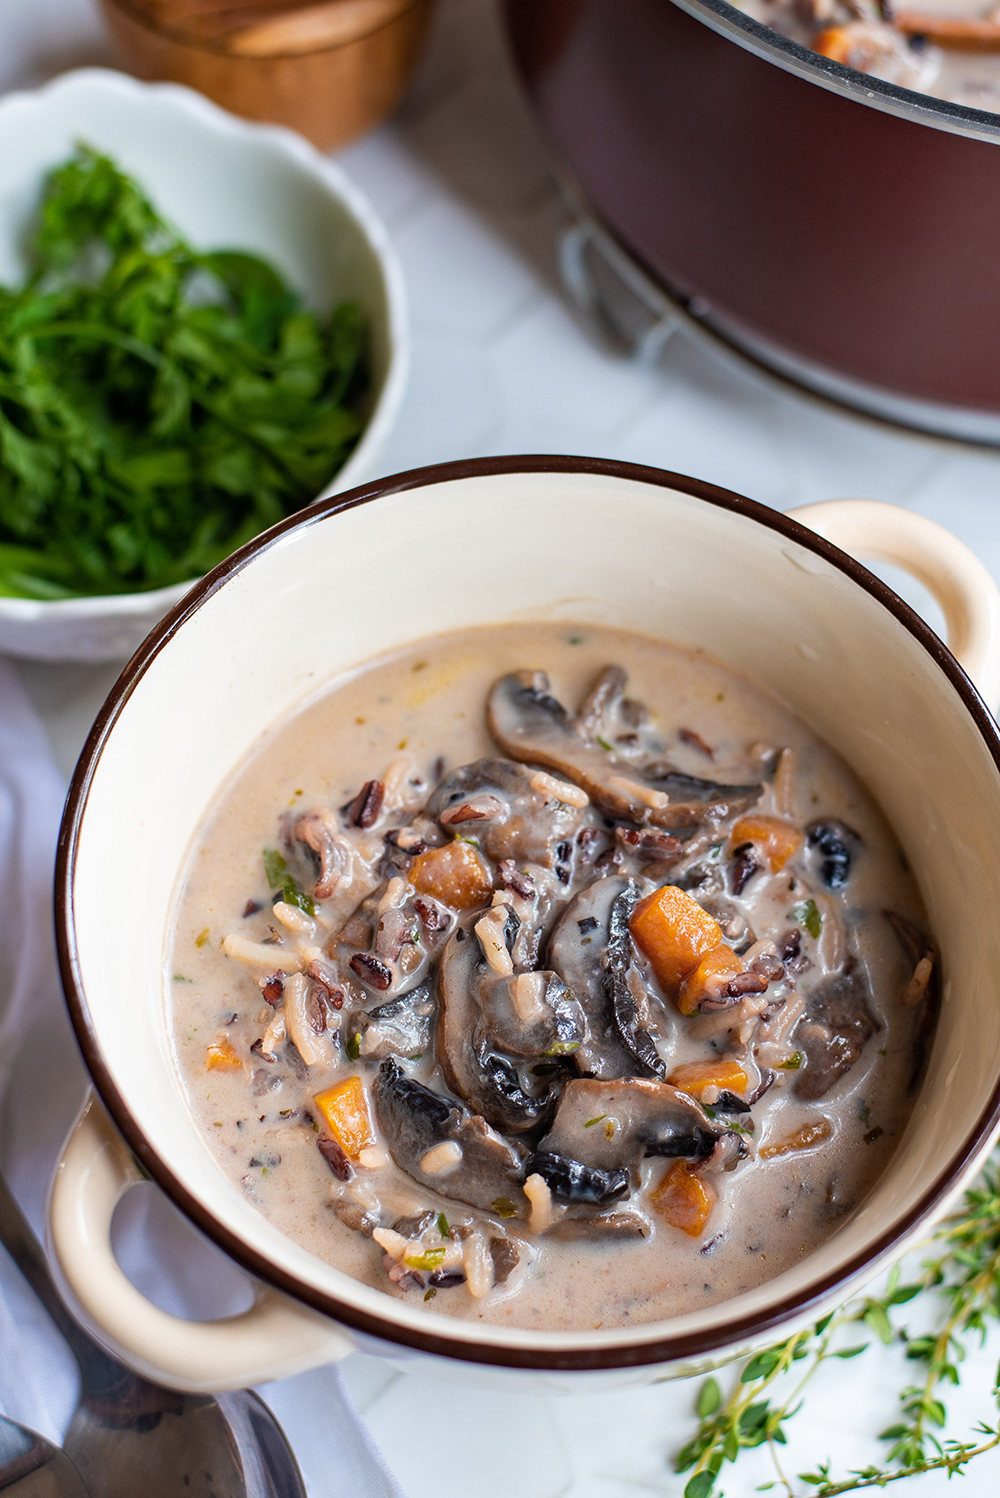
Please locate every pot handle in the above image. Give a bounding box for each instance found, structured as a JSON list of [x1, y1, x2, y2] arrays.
[[48, 1092, 354, 1392], [786, 499, 1000, 706]]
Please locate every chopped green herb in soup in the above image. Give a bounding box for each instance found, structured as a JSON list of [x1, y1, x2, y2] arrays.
[[169, 624, 937, 1330]]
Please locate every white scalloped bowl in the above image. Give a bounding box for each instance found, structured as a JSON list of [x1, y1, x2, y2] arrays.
[[0, 68, 408, 663]]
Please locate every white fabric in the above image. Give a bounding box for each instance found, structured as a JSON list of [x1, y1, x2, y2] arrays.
[[0, 656, 406, 1497]]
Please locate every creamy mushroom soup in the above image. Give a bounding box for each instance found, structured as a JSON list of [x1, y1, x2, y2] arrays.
[[169, 624, 937, 1331], [734, 0, 1000, 113]]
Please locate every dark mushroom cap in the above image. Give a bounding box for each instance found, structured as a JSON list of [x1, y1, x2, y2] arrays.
[[348, 982, 434, 1062], [371, 1058, 527, 1214], [524, 1151, 630, 1205], [546, 874, 669, 1079], [795, 967, 879, 1101], [538, 1076, 721, 1180], [437, 915, 560, 1132]]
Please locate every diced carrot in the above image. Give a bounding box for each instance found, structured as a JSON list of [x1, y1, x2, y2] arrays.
[[759, 1118, 833, 1160], [667, 1058, 749, 1100], [630, 885, 723, 992], [314, 1075, 375, 1159], [651, 1159, 715, 1237], [408, 841, 493, 911], [730, 814, 804, 873], [813, 25, 854, 62], [676, 943, 743, 1016], [205, 1038, 242, 1070]]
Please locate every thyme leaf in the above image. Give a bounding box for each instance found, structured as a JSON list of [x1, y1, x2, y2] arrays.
[[673, 1148, 1000, 1495]]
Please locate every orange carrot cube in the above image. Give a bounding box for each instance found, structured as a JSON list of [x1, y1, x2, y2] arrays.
[[651, 1159, 715, 1237], [676, 943, 744, 1016], [205, 1038, 242, 1071], [730, 815, 803, 874], [314, 1075, 375, 1159], [630, 885, 723, 992], [408, 841, 493, 911], [667, 1058, 749, 1099], [813, 25, 853, 62]]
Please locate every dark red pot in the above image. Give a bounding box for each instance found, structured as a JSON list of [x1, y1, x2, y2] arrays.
[[504, 0, 1000, 442]]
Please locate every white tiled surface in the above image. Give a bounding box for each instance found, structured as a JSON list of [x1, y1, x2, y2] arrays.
[[6, 0, 1000, 1493]]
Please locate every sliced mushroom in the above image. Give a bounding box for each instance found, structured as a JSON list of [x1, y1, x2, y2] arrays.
[[546, 1212, 650, 1240], [522, 1152, 629, 1205], [546, 875, 669, 1079], [371, 1059, 526, 1214], [576, 664, 628, 738], [884, 910, 941, 1092], [437, 917, 563, 1132], [484, 969, 586, 1059], [795, 966, 879, 1100], [537, 1077, 721, 1179], [351, 983, 434, 1061], [294, 808, 354, 900], [487, 670, 762, 829], [425, 757, 584, 868]]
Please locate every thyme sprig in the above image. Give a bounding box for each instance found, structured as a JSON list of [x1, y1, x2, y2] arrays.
[[675, 1150, 1000, 1496]]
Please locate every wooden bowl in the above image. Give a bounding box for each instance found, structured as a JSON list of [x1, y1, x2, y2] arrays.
[[99, 0, 434, 150]]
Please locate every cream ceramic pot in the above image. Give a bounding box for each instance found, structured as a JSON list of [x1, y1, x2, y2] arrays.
[[51, 458, 1000, 1394]]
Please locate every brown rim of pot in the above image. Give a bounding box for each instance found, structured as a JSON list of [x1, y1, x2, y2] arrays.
[[54, 455, 1000, 1372]]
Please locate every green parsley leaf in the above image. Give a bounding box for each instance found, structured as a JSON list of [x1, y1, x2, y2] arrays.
[[790, 898, 822, 940], [0, 145, 368, 599], [405, 1246, 446, 1271]]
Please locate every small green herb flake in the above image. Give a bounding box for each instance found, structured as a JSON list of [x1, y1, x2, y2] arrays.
[[173, 974, 193, 983], [863, 1125, 884, 1145], [263, 848, 289, 889], [491, 1197, 518, 1218], [544, 1040, 580, 1056], [405, 1246, 446, 1271], [436, 1212, 449, 1238], [567, 634, 584, 645], [790, 898, 822, 940], [423, 1287, 437, 1301], [584, 1114, 607, 1128], [345, 1032, 361, 1062], [276, 880, 316, 918], [195, 927, 210, 949], [596, 736, 614, 753], [777, 1052, 802, 1071]]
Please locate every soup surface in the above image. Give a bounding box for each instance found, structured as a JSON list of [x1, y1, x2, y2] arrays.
[[734, 0, 1000, 114], [169, 623, 937, 1331]]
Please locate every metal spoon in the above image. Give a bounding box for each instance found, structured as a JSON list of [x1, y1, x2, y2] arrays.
[[0, 1412, 90, 1495], [0, 1169, 307, 1498]]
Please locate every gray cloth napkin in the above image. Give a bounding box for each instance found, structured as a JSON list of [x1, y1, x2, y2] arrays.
[[0, 655, 405, 1498]]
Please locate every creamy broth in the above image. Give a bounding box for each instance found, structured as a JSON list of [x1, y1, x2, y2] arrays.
[[169, 624, 935, 1331], [734, 0, 1000, 113]]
